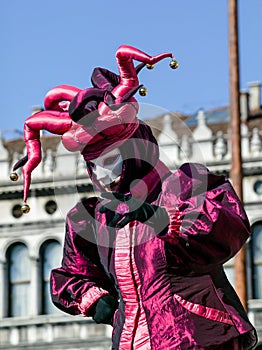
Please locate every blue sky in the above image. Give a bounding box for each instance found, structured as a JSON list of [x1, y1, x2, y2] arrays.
[[1, 0, 261, 136]]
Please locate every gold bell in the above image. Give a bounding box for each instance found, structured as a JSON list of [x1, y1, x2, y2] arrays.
[[169, 59, 179, 69], [21, 203, 30, 214], [146, 63, 154, 70], [10, 172, 19, 181], [139, 86, 148, 96]]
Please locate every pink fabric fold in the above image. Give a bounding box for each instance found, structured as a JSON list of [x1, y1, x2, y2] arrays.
[[173, 293, 234, 325], [158, 207, 181, 244], [115, 224, 151, 349]]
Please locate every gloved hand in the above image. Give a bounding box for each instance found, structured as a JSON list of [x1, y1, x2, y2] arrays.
[[100, 192, 170, 231], [92, 295, 118, 325]]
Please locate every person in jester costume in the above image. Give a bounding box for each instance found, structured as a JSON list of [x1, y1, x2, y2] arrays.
[[10, 45, 257, 349]]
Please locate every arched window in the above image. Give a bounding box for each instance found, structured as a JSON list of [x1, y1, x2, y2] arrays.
[[250, 221, 262, 299], [40, 240, 62, 314], [7, 243, 30, 317]]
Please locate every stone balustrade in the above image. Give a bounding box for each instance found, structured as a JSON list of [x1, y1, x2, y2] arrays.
[[0, 314, 112, 350]]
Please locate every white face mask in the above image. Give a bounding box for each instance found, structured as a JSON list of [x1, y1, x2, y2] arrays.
[[90, 148, 123, 187]]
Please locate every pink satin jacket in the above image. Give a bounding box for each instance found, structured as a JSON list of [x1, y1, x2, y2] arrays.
[[50, 163, 257, 349]]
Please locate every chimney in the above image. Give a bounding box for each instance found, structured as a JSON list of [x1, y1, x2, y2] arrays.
[[240, 90, 249, 121], [248, 82, 261, 110]]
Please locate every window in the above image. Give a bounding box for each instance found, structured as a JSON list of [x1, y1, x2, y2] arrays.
[[254, 181, 262, 195], [7, 243, 30, 317], [44, 200, 58, 215], [12, 204, 23, 218], [40, 240, 62, 314], [250, 222, 262, 299]]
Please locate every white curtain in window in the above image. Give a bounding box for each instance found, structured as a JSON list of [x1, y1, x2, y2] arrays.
[[223, 256, 235, 287], [9, 244, 30, 317], [252, 223, 262, 299], [42, 241, 62, 314]]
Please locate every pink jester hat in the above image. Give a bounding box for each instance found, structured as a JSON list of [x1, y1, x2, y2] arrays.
[[9, 45, 178, 213]]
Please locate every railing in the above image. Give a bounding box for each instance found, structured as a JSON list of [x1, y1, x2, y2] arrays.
[[0, 314, 112, 349], [248, 299, 262, 342]]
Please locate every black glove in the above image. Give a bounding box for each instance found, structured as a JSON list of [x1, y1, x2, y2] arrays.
[[92, 295, 118, 325], [100, 192, 169, 231]]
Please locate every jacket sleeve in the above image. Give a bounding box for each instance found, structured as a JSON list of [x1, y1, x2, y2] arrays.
[[159, 163, 251, 267], [50, 198, 117, 316]]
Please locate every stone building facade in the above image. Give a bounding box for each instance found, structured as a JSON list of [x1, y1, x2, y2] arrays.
[[0, 81, 261, 349]]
